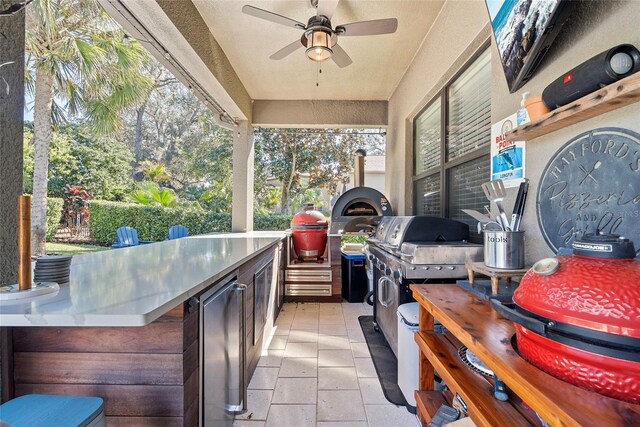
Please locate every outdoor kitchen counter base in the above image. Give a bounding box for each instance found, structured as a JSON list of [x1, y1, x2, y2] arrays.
[[0, 232, 284, 426], [0, 231, 284, 327]]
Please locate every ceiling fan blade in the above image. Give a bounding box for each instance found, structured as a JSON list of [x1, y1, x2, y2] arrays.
[[336, 18, 398, 36], [316, 0, 339, 19], [242, 5, 305, 30], [270, 40, 303, 60], [331, 44, 352, 68]]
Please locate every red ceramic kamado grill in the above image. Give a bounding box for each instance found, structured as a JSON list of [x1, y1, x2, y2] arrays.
[[291, 203, 328, 263], [493, 233, 640, 404]]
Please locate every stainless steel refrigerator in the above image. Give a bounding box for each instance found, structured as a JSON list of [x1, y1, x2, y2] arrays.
[[200, 274, 246, 426]]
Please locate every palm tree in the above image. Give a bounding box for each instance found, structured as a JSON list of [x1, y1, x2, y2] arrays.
[[26, 0, 152, 255], [128, 182, 178, 208]]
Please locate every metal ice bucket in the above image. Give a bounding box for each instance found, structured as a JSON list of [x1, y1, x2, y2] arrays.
[[483, 231, 525, 269]]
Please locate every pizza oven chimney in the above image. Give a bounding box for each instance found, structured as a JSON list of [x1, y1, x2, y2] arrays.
[[354, 149, 366, 188]]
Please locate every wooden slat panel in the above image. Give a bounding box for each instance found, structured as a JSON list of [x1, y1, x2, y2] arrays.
[[12, 324, 184, 354], [183, 307, 198, 351], [156, 304, 184, 322], [183, 368, 199, 427], [284, 295, 342, 303], [1, 328, 14, 403], [14, 384, 183, 417], [105, 417, 182, 427], [14, 352, 183, 385], [331, 265, 342, 297], [183, 340, 198, 382]]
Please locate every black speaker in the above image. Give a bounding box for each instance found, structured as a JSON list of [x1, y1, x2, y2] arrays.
[[542, 44, 640, 109]]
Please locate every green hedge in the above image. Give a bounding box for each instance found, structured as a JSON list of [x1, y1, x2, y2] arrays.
[[254, 214, 292, 231], [46, 197, 64, 241], [89, 200, 293, 244]]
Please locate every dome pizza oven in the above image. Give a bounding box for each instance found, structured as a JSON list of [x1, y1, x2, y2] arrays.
[[329, 150, 393, 234]]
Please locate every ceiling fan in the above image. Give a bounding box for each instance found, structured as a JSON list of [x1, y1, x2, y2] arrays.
[[242, 0, 398, 68]]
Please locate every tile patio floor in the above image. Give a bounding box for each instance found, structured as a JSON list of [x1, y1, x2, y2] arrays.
[[233, 302, 420, 427]]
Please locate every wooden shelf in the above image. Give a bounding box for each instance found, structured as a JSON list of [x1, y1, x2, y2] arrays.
[[410, 284, 640, 427], [505, 72, 640, 141], [414, 391, 447, 424], [415, 331, 532, 427]]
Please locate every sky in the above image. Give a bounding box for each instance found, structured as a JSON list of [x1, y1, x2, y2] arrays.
[[486, 0, 505, 21], [24, 92, 34, 122]]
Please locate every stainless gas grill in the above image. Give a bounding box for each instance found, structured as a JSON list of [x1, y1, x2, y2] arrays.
[[366, 216, 483, 357]]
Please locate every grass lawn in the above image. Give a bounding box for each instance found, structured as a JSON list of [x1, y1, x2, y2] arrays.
[[46, 242, 108, 256]]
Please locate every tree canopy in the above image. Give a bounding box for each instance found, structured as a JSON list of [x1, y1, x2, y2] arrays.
[[254, 128, 385, 214], [22, 0, 388, 245]]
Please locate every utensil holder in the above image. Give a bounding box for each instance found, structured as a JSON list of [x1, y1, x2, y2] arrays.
[[484, 231, 525, 269]]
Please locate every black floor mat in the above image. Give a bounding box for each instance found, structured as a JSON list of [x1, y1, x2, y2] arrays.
[[358, 315, 411, 410]]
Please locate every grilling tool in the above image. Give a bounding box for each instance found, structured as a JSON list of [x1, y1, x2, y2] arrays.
[[462, 209, 492, 224], [510, 179, 529, 231], [482, 180, 511, 231]]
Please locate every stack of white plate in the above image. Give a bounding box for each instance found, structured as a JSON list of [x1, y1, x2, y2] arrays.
[[34, 255, 72, 284]]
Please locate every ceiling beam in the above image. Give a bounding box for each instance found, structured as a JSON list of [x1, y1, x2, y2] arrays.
[[252, 100, 388, 128]]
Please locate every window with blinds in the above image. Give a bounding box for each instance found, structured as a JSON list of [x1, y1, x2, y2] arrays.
[[447, 49, 491, 161], [414, 174, 440, 216], [412, 46, 491, 242], [414, 99, 441, 175], [447, 157, 490, 241]]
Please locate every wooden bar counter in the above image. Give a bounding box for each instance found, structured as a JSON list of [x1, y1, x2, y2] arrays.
[[1, 232, 285, 426], [410, 284, 640, 427]]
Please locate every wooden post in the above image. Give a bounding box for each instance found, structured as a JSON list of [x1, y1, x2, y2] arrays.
[[17, 195, 31, 290]]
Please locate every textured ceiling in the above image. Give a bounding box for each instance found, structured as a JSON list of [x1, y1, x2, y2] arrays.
[[193, 0, 445, 101]]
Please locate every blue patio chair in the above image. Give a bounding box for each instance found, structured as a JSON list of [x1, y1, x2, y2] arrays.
[[112, 226, 154, 248], [168, 225, 189, 240]]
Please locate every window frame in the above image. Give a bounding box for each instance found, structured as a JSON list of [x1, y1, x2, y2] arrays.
[[412, 43, 491, 218]]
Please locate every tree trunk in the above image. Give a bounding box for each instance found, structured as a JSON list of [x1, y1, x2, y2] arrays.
[[31, 68, 54, 256], [281, 151, 297, 215], [133, 102, 146, 166]]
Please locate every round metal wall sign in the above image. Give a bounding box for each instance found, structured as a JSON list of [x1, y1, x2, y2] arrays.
[[537, 127, 640, 256]]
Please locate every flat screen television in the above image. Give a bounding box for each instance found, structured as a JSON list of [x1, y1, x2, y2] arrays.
[[486, 0, 574, 93]]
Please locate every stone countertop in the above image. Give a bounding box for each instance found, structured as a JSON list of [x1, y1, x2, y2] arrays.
[[0, 232, 285, 327]]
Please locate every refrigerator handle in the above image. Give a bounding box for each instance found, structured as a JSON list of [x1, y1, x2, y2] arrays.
[[235, 283, 248, 414]]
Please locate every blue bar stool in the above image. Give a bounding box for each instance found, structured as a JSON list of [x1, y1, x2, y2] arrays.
[[0, 394, 106, 427]]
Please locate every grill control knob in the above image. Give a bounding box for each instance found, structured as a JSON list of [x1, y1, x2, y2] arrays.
[[447, 266, 455, 270], [422, 266, 429, 270], [410, 266, 416, 270], [434, 266, 442, 270], [368, 255, 375, 261], [385, 267, 392, 275], [392, 270, 401, 280]]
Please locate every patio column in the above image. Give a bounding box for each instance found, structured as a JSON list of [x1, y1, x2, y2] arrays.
[[0, 1, 26, 285], [232, 120, 254, 232]]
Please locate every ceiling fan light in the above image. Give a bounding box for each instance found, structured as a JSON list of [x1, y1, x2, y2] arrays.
[[305, 30, 332, 62]]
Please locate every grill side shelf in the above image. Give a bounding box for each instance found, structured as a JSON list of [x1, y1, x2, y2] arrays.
[[410, 284, 640, 427]]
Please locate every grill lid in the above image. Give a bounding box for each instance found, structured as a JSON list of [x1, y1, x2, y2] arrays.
[[514, 235, 640, 339], [291, 204, 328, 229]]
